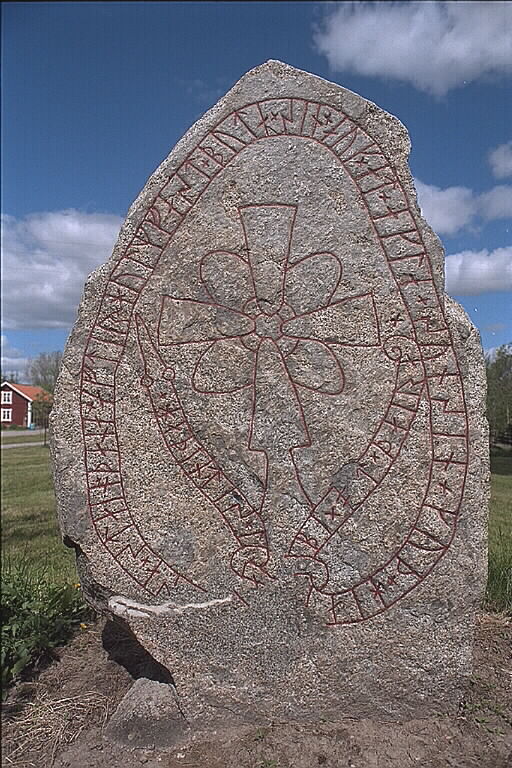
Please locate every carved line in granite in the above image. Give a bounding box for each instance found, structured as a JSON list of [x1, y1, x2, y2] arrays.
[[79, 97, 469, 622], [135, 201, 383, 593], [135, 315, 273, 591]]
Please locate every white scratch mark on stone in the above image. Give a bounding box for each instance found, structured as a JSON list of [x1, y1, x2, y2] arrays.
[[108, 594, 233, 618]]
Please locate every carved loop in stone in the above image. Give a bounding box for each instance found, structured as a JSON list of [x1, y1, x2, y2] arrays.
[[383, 334, 422, 363]]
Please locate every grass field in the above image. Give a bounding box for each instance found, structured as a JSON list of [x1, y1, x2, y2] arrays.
[[488, 454, 512, 611], [1, 432, 46, 445], [1, 446, 77, 582], [1, 446, 511, 611]]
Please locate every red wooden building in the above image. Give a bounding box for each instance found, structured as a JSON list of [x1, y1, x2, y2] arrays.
[[1, 382, 51, 428]]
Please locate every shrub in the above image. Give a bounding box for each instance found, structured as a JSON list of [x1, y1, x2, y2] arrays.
[[1, 554, 90, 697]]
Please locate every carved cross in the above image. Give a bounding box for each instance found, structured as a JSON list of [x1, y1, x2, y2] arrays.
[[157, 204, 380, 453]]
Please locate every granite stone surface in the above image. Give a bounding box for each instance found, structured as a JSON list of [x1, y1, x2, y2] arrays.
[[51, 60, 489, 731]]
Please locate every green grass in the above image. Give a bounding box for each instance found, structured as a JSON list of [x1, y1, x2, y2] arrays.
[[1, 447, 88, 694], [1, 555, 87, 695], [487, 455, 512, 613], [1, 432, 46, 445], [1, 446, 76, 581]]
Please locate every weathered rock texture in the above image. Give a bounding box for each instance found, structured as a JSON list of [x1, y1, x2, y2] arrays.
[[51, 61, 489, 732]]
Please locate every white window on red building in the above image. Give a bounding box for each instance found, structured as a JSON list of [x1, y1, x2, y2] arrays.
[[1, 390, 12, 404], [1, 408, 12, 422]]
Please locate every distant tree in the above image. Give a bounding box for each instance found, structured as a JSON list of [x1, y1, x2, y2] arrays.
[[486, 344, 512, 445], [26, 351, 63, 394], [31, 391, 53, 430], [0, 370, 20, 384]]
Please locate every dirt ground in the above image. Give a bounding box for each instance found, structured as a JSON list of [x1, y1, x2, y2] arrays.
[[2, 613, 511, 768]]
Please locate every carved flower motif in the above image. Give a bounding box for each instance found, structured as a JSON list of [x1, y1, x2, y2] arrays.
[[157, 205, 378, 449]]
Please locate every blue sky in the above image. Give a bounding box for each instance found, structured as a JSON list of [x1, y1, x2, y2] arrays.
[[1, 1, 511, 377]]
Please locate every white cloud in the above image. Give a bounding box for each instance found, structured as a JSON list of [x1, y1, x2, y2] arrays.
[[1, 210, 122, 330], [488, 141, 512, 179], [1, 335, 29, 377], [478, 185, 512, 220], [314, 1, 512, 96], [414, 180, 476, 235], [445, 246, 512, 295], [415, 180, 512, 235]]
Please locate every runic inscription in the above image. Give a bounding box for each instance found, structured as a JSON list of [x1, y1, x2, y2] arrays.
[[79, 95, 469, 625]]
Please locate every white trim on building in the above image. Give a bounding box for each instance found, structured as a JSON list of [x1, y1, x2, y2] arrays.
[[1, 381, 36, 402], [1, 408, 12, 422]]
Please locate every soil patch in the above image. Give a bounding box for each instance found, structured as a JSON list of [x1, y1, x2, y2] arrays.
[[2, 613, 511, 768]]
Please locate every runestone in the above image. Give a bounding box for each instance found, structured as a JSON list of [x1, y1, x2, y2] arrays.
[[51, 61, 489, 735]]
